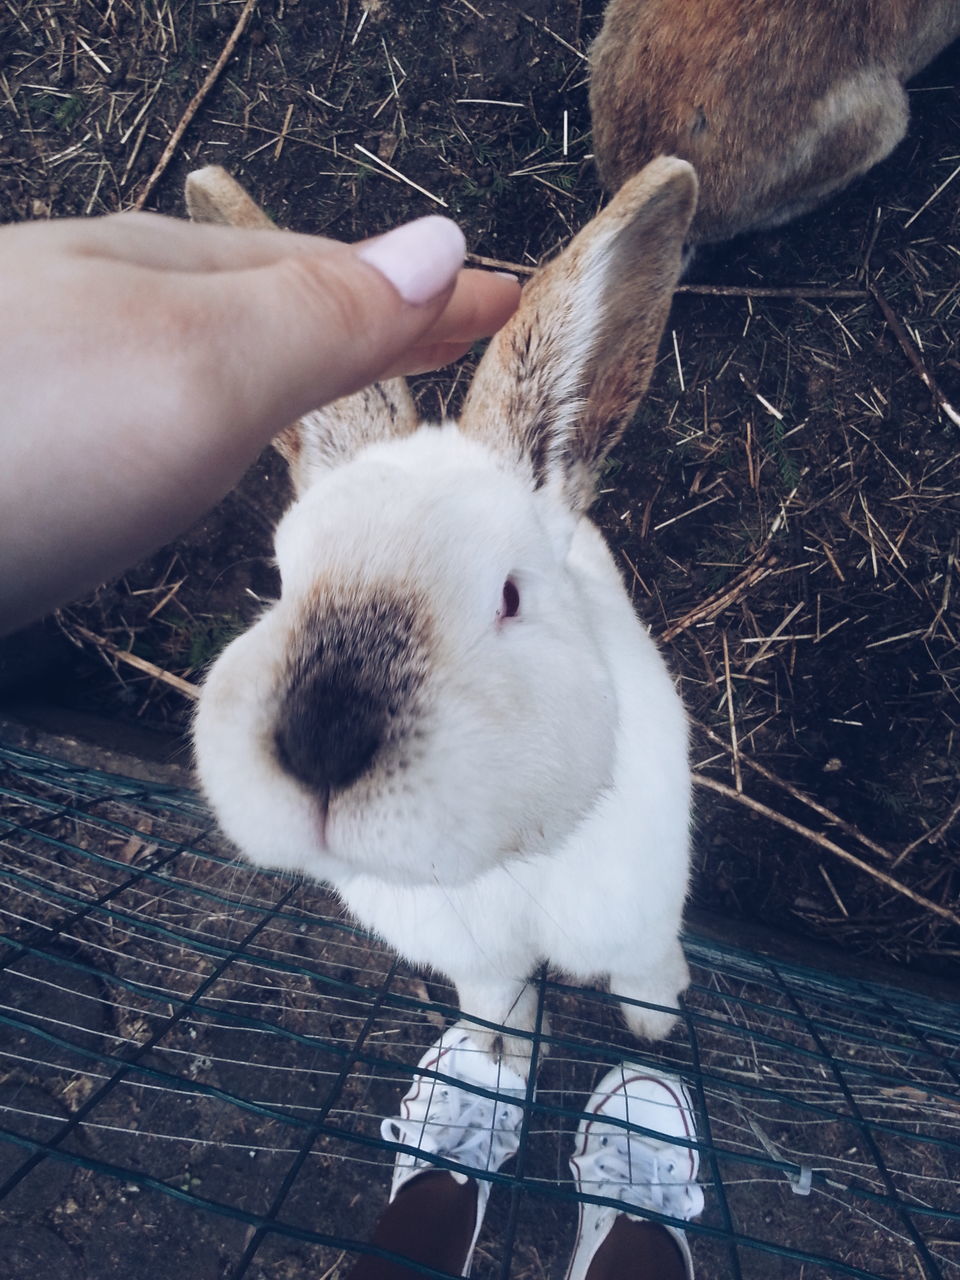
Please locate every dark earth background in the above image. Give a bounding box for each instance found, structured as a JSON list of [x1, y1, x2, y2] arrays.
[[0, 2, 959, 1275]]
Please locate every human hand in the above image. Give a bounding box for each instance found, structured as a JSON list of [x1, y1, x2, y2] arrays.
[[0, 210, 520, 634]]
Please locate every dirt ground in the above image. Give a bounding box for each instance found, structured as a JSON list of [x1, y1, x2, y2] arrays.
[[0, 5, 959, 1273]]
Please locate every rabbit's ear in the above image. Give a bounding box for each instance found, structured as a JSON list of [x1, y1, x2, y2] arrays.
[[185, 166, 419, 493], [186, 165, 278, 230], [460, 156, 696, 512], [273, 381, 419, 493]]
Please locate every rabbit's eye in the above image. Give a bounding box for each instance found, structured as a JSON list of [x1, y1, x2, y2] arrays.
[[499, 578, 520, 620]]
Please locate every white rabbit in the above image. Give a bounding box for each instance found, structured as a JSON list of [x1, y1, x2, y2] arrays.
[[191, 160, 697, 1065], [590, 0, 960, 243]]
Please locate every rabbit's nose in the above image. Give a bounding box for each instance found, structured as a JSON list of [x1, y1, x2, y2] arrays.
[[274, 675, 385, 794]]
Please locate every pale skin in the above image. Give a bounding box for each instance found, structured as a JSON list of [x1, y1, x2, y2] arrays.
[[0, 210, 520, 635]]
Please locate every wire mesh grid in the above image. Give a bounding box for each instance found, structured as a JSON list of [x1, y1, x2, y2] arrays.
[[0, 740, 958, 1280]]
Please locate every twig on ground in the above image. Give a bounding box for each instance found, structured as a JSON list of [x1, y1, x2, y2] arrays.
[[721, 631, 742, 792], [354, 143, 447, 207], [870, 286, 960, 428], [818, 864, 850, 917], [660, 553, 777, 642], [146, 579, 186, 620], [903, 159, 960, 229], [317, 1251, 347, 1280], [742, 601, 805, 674], [677, 283, 867, 300], [274, 102, 295, 160], [520, 12, 588, 60], [924, 535, 957, 642], [69, 623, 200, 700], [696, 721, 897, 864], [892, 792, 960, 869], [461, 268, 873, 292], [131, 0, 257, 210], [324, 0, 351, 92], [465, 252, 536, 275], [693, 773, 960, 928]]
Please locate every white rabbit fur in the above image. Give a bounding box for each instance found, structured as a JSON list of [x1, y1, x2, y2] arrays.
[[590, 0, 960, 243], [191, 159, 698, 1064]]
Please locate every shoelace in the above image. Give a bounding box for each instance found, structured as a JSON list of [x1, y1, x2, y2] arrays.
[[581, 1131, 705, 1220], [382, 1086, 522, 1175]]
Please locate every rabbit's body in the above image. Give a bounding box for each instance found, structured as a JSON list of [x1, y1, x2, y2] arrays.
[[590, 0, 960, 243], [191, 160, 698, 1064], [334, 502, 690, 1045]]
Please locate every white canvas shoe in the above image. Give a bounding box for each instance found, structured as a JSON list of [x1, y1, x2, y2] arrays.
[[380, 1027, 527, 1273], [565, 1062, 704, 1280]]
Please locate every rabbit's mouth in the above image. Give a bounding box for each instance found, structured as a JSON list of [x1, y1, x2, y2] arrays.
[[313, 789, 331, 851]]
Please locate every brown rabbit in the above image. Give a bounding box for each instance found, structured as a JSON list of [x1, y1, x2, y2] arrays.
[[590, 0, 960, 243]]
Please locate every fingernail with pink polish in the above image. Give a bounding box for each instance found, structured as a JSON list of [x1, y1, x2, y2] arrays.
[[357, 216, 466, 305]]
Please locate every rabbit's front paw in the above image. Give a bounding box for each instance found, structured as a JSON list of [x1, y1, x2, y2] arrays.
[[612, 946, 689, 1042], [450, 1019, 542, 1078], [619, 1000, 681, 1042], [453, 980, 547, 1078]]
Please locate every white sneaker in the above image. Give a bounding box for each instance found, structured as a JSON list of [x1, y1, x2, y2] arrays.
[[380, 1027, 527, 1273], [565, 1063, 704, 1280]]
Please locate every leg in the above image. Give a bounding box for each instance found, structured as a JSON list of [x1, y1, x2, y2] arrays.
[[564, 1062, 703, 1280], [612, 938, 689, 1042], [453, 975, 542, 1070], [369, 1027, 527, 1277], [347, 1171, 477, 1280], [584, 1219, 688, 1280]]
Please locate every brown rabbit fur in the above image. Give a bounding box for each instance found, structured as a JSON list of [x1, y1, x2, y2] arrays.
[[590, 0, 960, 243]]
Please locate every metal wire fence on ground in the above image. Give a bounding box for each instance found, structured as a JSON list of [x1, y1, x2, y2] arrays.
[[0, 741, 958, 1279]]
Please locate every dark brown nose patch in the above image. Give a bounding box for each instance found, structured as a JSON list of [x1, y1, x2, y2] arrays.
[[273, 590, 430, 797], [275, 668, 387, 793]]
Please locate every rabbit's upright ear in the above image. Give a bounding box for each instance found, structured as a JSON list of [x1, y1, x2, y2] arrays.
[[186, 165, 277, 229], [184, 167, 419, 493], [272, 383, 419, 494], [460, 157, 696, 513]]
